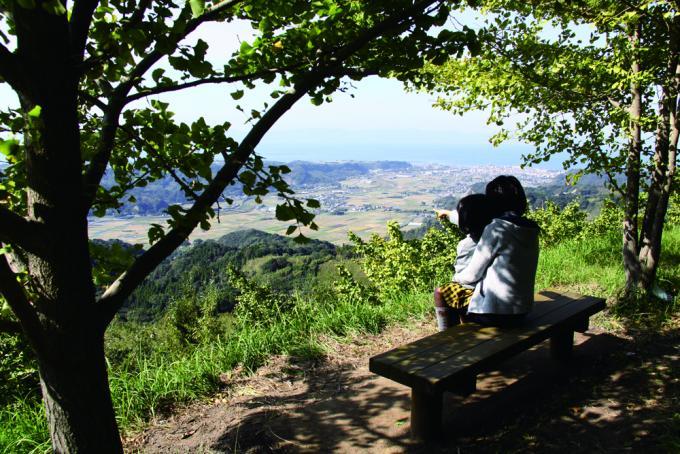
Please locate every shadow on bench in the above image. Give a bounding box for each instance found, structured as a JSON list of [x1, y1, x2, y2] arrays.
[[369, 289, 606, 441]]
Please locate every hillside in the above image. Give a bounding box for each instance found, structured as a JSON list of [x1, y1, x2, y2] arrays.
[[122, 229, 340, 322], [434, 171, 616, 214]]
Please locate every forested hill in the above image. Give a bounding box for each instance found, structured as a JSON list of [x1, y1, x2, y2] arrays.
[[283, 160, 412, 187], [122, 229, 340, 322], [99, 161, 413, 216]]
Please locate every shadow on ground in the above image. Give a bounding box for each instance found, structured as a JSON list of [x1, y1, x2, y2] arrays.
[[203, 328, 680, 453]]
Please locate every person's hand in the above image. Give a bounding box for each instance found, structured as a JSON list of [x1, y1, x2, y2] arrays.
[[434, 209, 451, 220]]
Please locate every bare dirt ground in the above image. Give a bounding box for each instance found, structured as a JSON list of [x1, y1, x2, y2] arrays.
[[125, 317, 680, 453]]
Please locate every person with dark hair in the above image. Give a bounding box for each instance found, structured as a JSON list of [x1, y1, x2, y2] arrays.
[[451, 175, 540, 328], [433, 193, 495, 331], [485, 174, 528, 215]]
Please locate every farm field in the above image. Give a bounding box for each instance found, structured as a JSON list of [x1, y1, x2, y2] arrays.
[[88, 164, 560, 245]]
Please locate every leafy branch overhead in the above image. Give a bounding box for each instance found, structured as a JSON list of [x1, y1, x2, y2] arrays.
[[0, 2, 479, 450], [415, 0, 678, 290]]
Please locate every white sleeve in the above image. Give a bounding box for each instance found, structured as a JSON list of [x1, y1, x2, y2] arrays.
[[453, 222, 502, 286]]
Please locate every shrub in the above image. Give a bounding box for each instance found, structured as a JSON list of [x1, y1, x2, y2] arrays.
[[227, 266, 293, 327], [348, 219, 461, 298], [528, 200, 588, 247]]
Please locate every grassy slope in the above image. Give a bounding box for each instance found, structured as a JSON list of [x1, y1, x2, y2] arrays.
[[1, 227, 679, 453]]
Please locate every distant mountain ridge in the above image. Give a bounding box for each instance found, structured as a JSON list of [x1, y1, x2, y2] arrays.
[[98, 160, 413, 216]]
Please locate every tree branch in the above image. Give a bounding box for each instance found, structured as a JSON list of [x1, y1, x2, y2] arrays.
[[116, 0, 243, 98], [96, 84, 309, 326], [118, 123, 200, 200], [0, 43, 26, 95], [125, 67, 296, 103], [70, 0, 100, 65], [81, 0, 244, 214], [95, 0, 443, 326], [0, 254, 45, 354], [80, 91, 108, 112], [0, 207, 48, 256]]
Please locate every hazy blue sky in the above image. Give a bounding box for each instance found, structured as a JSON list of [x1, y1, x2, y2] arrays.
[[0, 14, 568, 170], [152, 19, 566, 169]]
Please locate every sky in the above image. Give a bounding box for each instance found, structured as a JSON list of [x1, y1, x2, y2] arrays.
[[0, 12, 568, 170], [152, 18, 567, 169]]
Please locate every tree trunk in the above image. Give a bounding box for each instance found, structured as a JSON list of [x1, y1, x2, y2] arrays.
[[638, 17, 680, 289], [638, 92, 675, 288], [39, 329, 123, 453], [622, 22, 643, 291], [13, 7, 124, 449]]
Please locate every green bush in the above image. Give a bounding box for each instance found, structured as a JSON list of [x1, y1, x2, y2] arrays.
[[228, 266, 294, 327], [348, 219, 461, 297], [528, 200, 588, 247]]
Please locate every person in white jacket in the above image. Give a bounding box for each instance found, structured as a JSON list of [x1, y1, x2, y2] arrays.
[[453, 175, 540, 328]]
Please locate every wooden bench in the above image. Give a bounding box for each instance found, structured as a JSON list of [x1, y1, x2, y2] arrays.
[[369, 289, 606, 441]]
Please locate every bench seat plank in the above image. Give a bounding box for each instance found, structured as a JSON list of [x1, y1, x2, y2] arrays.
[[369, 291, 575, 371], [369, 291, 605, 394]]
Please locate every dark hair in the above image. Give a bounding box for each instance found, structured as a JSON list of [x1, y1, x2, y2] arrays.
[[485, 175, 528, 215], [457, 194, 494, 242]]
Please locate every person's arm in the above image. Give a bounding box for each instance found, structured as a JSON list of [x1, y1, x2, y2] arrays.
[[453, 222, 502, 285]]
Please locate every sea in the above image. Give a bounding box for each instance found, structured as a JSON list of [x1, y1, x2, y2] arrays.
[[256, 142, 568, 170]]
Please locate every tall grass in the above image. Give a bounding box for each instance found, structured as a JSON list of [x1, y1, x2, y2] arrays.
[[109, 289, 432, 431], [536, 232, 625, 297], [0, 395, 49, 454]]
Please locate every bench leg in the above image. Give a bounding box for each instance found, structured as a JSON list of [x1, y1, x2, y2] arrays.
[[550, 330, 574, 360], [574, 316, 589, 333], [410, 389, 442, 441]]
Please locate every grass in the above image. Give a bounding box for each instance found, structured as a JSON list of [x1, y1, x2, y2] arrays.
[[0, 395, 49, 454], [108, 289, 432, 431], [2, 226, 679, 452], [536, 231, 626, 297]]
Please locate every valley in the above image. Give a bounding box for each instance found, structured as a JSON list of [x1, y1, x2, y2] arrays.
[[88, 162, 562, 245]]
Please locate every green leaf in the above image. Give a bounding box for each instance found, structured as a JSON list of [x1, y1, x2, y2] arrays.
[[189, 0, 205, 17], [231, 90, 244, 100], [239, 170, 256, 187], [306, 199, 321, 209], [0, 139, 19, 157], [152, 68, 166, 83], [275, 204, 296, 221], [16, 0, 36, 9], [285, 225, 297, 235], [27, 105, 41, 118], [41, 0, 66, 15]]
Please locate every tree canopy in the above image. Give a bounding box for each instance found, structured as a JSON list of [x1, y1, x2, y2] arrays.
[[0, 0, 478, 450], [416, 0, 679, 289]]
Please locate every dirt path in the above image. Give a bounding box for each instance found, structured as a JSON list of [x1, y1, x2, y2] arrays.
[[126, 318, 680, 453]]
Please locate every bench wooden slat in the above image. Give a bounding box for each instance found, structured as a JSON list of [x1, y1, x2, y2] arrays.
[[369, 292, 604, 394], [369, 290, 574, 370], [419, 296, 604, 392]]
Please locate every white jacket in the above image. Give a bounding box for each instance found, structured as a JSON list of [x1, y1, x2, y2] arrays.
[[454, 217, 539, 315]]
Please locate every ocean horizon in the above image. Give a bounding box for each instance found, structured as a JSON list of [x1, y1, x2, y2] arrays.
[[257, 142, 567, 170]]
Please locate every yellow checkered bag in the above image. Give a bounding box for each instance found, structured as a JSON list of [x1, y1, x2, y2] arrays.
[[439, 282, 473, 309]]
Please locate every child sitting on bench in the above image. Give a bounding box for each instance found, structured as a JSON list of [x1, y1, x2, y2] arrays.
[[433, 193, 495, 331]]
